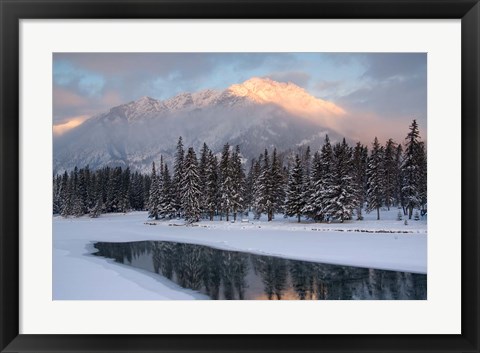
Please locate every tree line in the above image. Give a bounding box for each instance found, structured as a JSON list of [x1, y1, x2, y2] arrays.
[[53, 119, 426, 222]]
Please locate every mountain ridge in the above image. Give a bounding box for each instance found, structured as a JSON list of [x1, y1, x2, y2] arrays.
[[54, 77, 346, 173]]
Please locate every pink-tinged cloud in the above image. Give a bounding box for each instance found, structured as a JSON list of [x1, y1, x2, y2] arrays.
[[229, 77, 346, 127], [53, 115, 89, 136], [335, 111, 422, 145], [53, 87, 89, 109], [101, 90, 123, 107]]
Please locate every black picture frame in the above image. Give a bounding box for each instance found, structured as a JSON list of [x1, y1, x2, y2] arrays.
[[1, 1, 479, 352]]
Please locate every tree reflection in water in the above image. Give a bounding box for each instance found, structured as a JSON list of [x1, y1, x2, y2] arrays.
[[93, 241, 427, 300]]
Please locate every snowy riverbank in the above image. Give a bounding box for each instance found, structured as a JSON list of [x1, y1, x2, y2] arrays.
[[53, 209, 427, 300]]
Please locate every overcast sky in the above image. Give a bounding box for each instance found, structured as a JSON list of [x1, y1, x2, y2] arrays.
[[53, 52, 427, 143]]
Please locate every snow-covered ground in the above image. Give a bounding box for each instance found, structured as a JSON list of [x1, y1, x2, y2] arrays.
[[53, 209, 427, 300]]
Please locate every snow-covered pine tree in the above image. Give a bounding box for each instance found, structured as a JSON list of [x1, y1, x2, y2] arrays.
[[303, 151, 321, 219], [394, 144, 404, 209], [285, 154, 305, 222], [397, 209, 403, 221], [352, 142, 368, 220], [416, 141, 427, 213], [147, 162, 160, 220], [302, 146, 312, 177], [309, 135, 334, 222], [90, 173, 104, 218], [173, 136, 185, 218], [53, 174, 62, 215], [323, 139, 358, 222], [414, 210, 420, 221], [366, 137, 385, 220], [244, 158, 255, 211], [220, 143, 234, 221], [198, 142, 210, 218], [251, 155, 264, 220], [181, 147, 202, 223], [129, 171, 145, 211], [402, 119, 422, 219], [159, 163, 176, 219], [253, 150, 270, 220], [300, 146, 312, 218], [119, 167, 131, 213], [205, 151, 220, 221], [69, 167, 85, 217], [77, 167, 88, 215], [383, 138, 398, 210], [86, 167, 96, 212], [272, 149, 287, 216], [60, 171, 72, 216], [106, 167, 123, 213], [231, 145, 245, 221], [257, 148, 284, 222]]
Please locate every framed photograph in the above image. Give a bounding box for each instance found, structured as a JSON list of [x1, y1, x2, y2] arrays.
[[1, 0, 478, 352]]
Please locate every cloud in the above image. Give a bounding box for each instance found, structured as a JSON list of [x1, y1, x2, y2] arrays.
[[361, 53, 426, 80], [328, 53, 427, 138], [53, 86, 123, 123], [336, 74, 427, 131], [53, 115, 90, 136], [54, 60, 106, 97]]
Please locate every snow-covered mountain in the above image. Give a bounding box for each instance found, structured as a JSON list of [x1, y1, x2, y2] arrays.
[[53, 77, 346, 173]]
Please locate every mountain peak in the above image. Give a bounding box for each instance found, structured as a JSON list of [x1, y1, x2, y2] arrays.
[[228, 77, 345, 118], [228, 77, 302, 99], [136, 96, 157, 103]]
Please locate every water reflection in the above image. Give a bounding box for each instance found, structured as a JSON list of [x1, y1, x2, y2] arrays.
[[93, 241, 427, 300]]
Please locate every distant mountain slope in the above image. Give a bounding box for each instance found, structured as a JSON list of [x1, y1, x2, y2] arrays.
[[53, 77, 346, 173]]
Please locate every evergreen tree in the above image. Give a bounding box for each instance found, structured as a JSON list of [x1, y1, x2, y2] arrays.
[[90, 174, 104, 218], [70, 167, 85, 217], [383, 139, 398, 210], [255, 148, 284, 221], [198, 142, 210, 217], [85, 166, 96, 211], [230, 145, 245, 221], [251, 156, 264, 220], [77, 167, 88, 214], [394, 144, 404, 208], [106, 167, 123, 213], [308, 135, 334, 222], [402, 119, 422, 219], [205, 151, 220, 221], [159, 163, 176, 219], [352, 142, 368, 220], [300, 146, 312, 217], [147, 162, 160, 220], [323, 139, 358, 222], [285, 155, 305, 222], [181, 147, 202, 223], [220, 143, 234, 221], [173, 136, 185, 218], [119, 167, 131, 213], [271, 148, 286, 217], [366, 137, 385, 220], [53, 174, 62, 215], [303, 151, 320, 219], [244, 158, 256, 211], [417, 141, 428, 212], [253, 150, 270, 220], [129, 171, 145, 211], [60, 171, 72, 216]]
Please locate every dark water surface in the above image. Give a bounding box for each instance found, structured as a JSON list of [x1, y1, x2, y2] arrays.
[[93, 241, 427, 300]]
